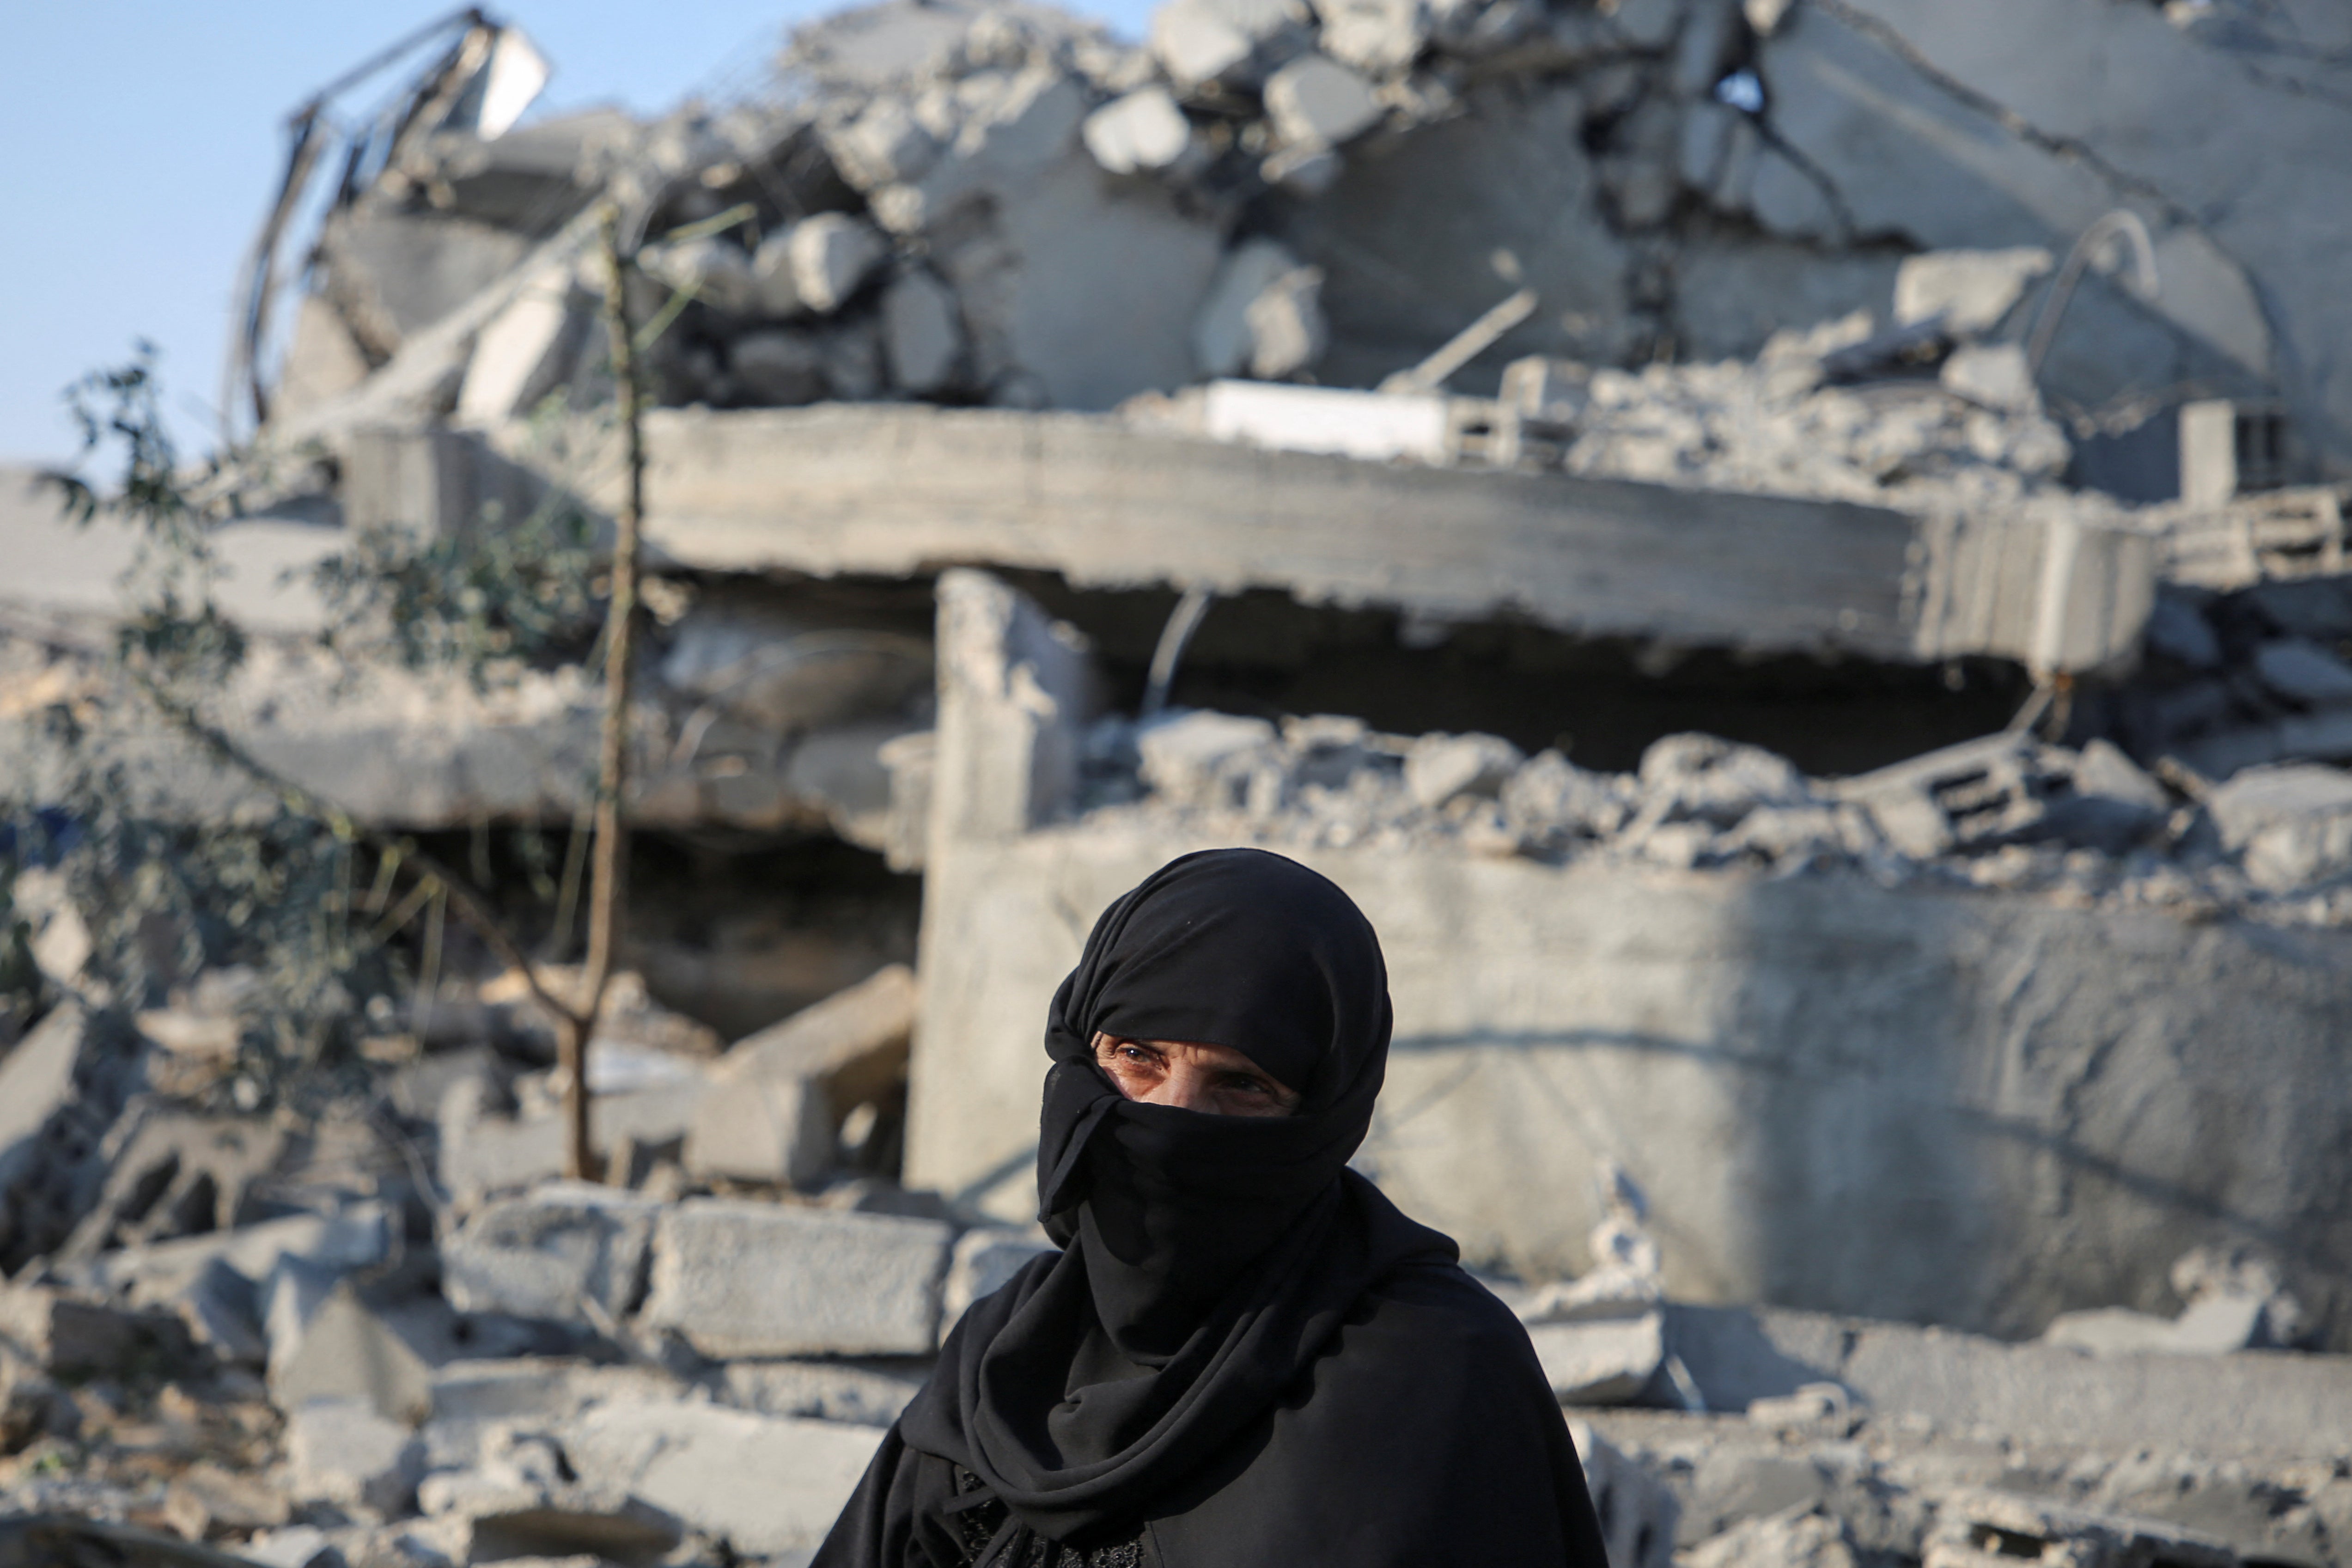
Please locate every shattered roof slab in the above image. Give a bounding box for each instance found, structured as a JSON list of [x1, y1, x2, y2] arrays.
[[541, 403, 2154, 671]]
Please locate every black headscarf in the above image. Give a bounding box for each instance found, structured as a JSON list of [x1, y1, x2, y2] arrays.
[[817, 849, 1609, 1568]]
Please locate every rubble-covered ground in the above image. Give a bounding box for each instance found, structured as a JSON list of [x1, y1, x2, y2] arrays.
[[4, 958, 2352, 1568], [1084, 682, 2352, 928]]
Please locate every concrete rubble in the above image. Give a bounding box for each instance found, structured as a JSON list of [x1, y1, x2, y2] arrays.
[[9, 0, 2352, 1560]]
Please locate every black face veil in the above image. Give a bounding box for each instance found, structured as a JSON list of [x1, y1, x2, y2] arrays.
[[1033, 846, 1402, 1358], [829, 848, 1609, 1568], [895, 850, 1455, 1541]]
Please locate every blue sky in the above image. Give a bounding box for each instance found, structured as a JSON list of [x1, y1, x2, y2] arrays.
[[0, 0, 1152, 469]]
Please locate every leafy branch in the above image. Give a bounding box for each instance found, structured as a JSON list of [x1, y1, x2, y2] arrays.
[[26, 207, 652, 1180]]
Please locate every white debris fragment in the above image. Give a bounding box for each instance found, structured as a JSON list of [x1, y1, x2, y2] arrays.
[[1083, 86, 1195, 174], [1191, 238, 1327, 380], [1939, 342, 2041, 414], [1263, 52, 1384, 150], [789, 213, 892, 315], [1404, 731, 1525, 809], [1894, 247, 2054, 337]]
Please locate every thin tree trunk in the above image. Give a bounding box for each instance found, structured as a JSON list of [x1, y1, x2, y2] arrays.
[[565, 202, 648, 1182]]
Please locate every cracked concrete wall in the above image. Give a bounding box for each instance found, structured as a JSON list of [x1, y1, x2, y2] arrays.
[[908, 817, 2352, 1348]]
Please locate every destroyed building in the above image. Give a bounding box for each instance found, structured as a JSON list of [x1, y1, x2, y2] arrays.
[[5, 0, 2352, 1563]]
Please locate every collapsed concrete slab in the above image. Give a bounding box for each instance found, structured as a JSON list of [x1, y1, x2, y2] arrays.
[[538, 403, 2159, 673]]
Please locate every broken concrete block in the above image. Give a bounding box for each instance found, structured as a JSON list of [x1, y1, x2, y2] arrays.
[[638, 235, 756, 317], [1192, 238, 1307, 379], [422, 1357, 690, 1474], [882, 269, 963, 393], [640, 1198, 950, 1357], [171, 1255, 269, 1366], [789, 214, 890, 316], [1894, 248, 2054, 338], [824, 98, 940, 194], [418, 1424, 684, 1563], [2072, 740, 2168, 815], [1688, 1506, 1859, 1568], [2254, 638, 2352, 707], [440, 1181, 662, 1328], [1084, 87, 1194, 175], [455, 259, 588, 423], [2168, 1289, 2275, 1354], [1501, 751, 1630, 846], [2041, 1306, 2183, 1355], [271, 1283, 433, 1426], [1312, 0, 1429, 74], [1152, 0, 1308, 87], [240, 1525, 344, 1568], [1244, 263, 1326, 380], [563, 1399, 885, 1559], [1135, 709, 1281, 809], [2206, 762, 2352, 890], [264, 1255, 341, 1385], [287, 1395, 425, 1515], [940, 1227, 1057, 1342], [750, 230, 806, 318], [1639, 733, 1811, 825], [163, 1459, 291, 1543], [654, 596, 932, 734], [723, 1358, 928, 1426], [1748, 148, 1838, 241], [1263, 53, 1383, 150], [687, 964, 917, 1188], [65, 1204, 393, 1316], [824, 317, 887, 400], [933, 571, 1098, 839], [1524, 1310, 1663, 1405], [438, 1078, 704, 1210], [1939, 342, 2040, 414], [686, 1077, 833, 1191], [0, 1283, 193, 1378], [1746, 1381, 1853, 1435], [1923, 1489, 2233, 1568], [1834, 734, 2047, 859], [59, 1107, 288, 1263], [1405, 732, 1526, 810], [1567, 1418, 1677, 1568]]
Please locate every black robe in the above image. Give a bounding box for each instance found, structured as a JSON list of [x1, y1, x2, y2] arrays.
[[812, 849, 1610, 1568]]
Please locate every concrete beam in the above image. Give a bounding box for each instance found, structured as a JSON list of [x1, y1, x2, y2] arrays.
[[529, 404, 2154, 672]]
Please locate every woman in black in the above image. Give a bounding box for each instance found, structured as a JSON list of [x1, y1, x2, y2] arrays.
[[814, 848, 1610, 1568]]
